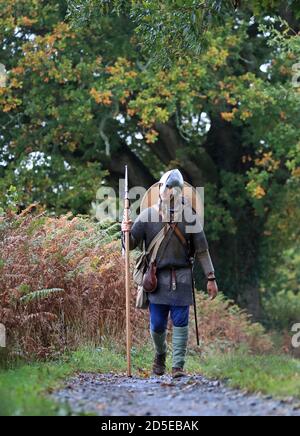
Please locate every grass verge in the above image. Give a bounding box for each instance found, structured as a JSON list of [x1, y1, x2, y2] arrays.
[[0, 347, 126, 416], [200, 351, 300, 399], [1, 346, 300, 416]]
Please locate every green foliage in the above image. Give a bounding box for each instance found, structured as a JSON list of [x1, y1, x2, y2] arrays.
[[260, 181, 300, 312], [203, 182, 237, 241], [0, 0, 116, 214], [0, 0, 299, 312], [67, 0, 300, 63], [1, 345, 300, 416], [0, 185, 20, 214], [0, 346, 127, 416], [18, 284, 32, 295], [0, 211, 273, 359], [263, 291, 300, 331], [201, 351, 300, 399], [0, 213, 147, 358], [0, 360, 71, 416], [20, 288, 65, 304], [260, 16, 300, 54], [194, 292, 273, 354]]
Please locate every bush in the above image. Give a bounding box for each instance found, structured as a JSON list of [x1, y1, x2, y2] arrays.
[[262, 290, 300, 331], [0, 210, 273, 360], [0, 210, 147, 359], [190, 292, 273, 355]]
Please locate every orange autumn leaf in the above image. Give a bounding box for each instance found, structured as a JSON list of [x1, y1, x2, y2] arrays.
[[280, 112, 287, 120], [253, 186, 266, 199], [19, 16, 37, 27], [145, 129, 159, 144], [292, 167, 300, 178], [127, 108, 137, 117], [240, 110, 253, 121], [221, 111, 235, 122], [90, 88, 112, 106], [11, 67, 25, 75]]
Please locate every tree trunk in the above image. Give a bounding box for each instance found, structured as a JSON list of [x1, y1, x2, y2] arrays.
[[238, 285, 262, 321], [108, 143, 156, 189], [111, 118, 264, 319], [153, 118, 219, 186]]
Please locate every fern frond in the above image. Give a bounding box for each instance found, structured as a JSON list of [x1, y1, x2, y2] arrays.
[[20, 288, 64, 303]]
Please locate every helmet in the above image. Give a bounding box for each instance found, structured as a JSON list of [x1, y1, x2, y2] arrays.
[[159, 169, 184, 191]]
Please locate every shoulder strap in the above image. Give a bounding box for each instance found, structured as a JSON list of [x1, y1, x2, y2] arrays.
[[144, 224, 168, 265], [145, 223, 188, 265], [170, 223, 187, 247], [171, 223, 193, 260], [147, 225, 167, 254], [149, 223, 176, 264], [154, 224, 177, 265]]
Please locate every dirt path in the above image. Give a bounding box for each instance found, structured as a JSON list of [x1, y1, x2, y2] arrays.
[[54, 373, 300, 416]]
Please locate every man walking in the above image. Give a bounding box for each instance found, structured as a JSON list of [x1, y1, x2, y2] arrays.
[[122, 169, 218, 378]]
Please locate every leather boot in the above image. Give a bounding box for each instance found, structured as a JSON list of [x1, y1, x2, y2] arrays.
[[150, 330, 168, 376], [153, 352, 167, 376], [172, 367, 186, 379]]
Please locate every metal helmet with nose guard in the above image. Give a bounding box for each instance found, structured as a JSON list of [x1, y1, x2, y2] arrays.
[[159, 169, 184, 200]]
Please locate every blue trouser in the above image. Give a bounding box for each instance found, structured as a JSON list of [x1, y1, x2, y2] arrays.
[[149, 303, 190, 333]]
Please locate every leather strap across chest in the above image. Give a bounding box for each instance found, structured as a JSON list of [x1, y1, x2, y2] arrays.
[[169, 223, 188, 248]]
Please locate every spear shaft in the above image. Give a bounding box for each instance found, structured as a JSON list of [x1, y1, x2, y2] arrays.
[[124, 166, 132, 377]]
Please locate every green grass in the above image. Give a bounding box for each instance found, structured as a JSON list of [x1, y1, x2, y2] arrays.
[[200, 351, 300, 399], [0, 346, 127, 416], [1, 346, 300, 416]]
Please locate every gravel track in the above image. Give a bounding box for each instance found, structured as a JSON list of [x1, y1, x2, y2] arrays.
[[54, 373, 300, 416]]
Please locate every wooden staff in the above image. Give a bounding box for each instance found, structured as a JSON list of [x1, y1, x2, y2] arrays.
[[192, 268, 200, 347], [124, 165, 132, 377]]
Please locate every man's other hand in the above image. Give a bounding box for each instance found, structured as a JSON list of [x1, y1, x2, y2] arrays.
[[207, 277, 218, 300]]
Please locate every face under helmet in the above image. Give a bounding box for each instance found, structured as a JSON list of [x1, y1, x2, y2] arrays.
[[158, 170, 185, 220], [159, 169, 184, 193]]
